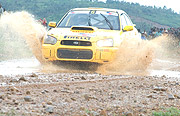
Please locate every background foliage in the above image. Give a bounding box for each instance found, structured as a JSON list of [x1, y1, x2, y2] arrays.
[[1, 0, 180, 32]]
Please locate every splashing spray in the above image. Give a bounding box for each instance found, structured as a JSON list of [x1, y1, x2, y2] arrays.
[[97, 37, 154, 75], [0, 11, 47, 63], [0, 11, 179, 76], [97, 35, 180, 75]]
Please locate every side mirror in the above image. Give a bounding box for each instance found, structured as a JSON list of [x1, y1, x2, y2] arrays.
[[48, 22, 57, 28], [123, 25, 134, 31]]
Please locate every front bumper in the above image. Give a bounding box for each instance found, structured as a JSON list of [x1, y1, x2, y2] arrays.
[[42, 41, 117, 64]]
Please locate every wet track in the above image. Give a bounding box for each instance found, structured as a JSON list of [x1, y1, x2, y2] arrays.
[[1, 57, 180, 115], [149, 58, 180, 77], [1, 11, 180, 116], [1, 11, 180, 78], [0, 57, 180, 77], [0, 58, 40, 76]]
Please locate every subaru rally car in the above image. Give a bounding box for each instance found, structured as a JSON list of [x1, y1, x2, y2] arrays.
[[42, 8, 140, 63]]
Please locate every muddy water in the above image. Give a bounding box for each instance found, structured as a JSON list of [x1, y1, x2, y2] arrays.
[[0, 57, 180, 77], [0, 11, 47, 75], [149, 58, 180, 77], [148, 36, 180, 77], [0, 11, 46, 63], [96, 35, 180, 77], [0, 38, 180, 77], [0, 11, 180, 77], [0, 58, 40, 75]]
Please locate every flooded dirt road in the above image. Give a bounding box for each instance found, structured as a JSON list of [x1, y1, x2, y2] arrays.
[[0, 11, 180, 115], [0, 58, 40, 76], [1, 57, 180, 116], [0, 56, 180, 116], [149, 58, 180, 77], [0, 57, 180, 77]]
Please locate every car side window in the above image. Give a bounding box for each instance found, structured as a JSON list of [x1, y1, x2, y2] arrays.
[[120, 13, 133, 29], [120, 14, 127, 29], [123, 14, 133, 26]]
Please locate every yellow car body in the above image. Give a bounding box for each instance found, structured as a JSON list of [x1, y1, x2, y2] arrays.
[[42, 8, 140, 63]]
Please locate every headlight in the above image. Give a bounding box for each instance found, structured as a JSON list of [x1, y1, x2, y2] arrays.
[[43, 35, 57, 45], [96, 39, 113, 47]]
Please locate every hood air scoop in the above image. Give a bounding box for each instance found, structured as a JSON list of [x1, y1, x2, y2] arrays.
[[71, 26, 97, 31]]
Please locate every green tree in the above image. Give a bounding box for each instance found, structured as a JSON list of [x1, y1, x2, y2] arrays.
[[1, 0, 180, 29]]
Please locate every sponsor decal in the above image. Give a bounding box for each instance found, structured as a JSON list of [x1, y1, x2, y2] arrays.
[[107, 12, 112, 15], [106, 11, 118, 16], [66, 31, 96, 37], [64, 36, 91, 40]]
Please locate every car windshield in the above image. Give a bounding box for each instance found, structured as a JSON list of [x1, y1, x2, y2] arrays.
[[57, 10, 120, 30]]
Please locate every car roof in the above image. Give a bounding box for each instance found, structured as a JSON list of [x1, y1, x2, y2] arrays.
[[71, 8, 126, 14]]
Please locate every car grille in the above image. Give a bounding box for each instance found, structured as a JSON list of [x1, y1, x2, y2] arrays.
[[57, 49, 93, 59], [60, 40, 92, 46]]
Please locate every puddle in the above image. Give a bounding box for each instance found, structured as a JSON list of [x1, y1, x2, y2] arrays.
[[0, 57, 180, 78], [148, 58, 180, 77], [150, 70, 180, 77], [0, 58, 40, 76]]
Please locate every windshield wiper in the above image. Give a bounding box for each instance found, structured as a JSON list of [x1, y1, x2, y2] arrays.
[[88, 12, 92, 26], [100, 13, 113, 30]]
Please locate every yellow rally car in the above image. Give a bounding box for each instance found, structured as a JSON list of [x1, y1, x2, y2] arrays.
[[42, 8, 140, 63]]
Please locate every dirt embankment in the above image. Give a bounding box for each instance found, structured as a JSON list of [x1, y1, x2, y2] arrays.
[[130, 16, 170, 29]]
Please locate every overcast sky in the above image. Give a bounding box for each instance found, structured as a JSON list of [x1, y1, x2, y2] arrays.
[[99, 0, 180, 13]]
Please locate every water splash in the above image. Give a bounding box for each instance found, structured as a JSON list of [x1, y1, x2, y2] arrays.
[[97, 35, 180, 76], [0, 11, 180, 76], [0, 11, 46, 63]]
